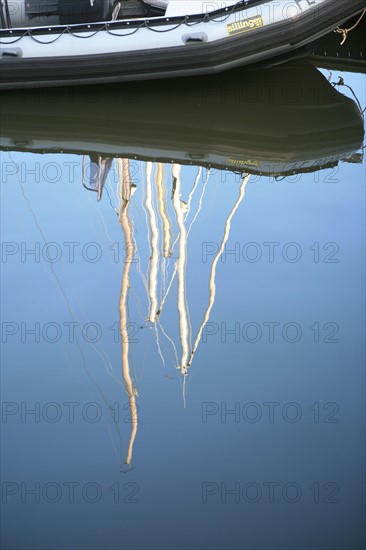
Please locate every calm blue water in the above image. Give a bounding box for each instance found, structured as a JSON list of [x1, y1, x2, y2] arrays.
[[1, 64, 365, 550]]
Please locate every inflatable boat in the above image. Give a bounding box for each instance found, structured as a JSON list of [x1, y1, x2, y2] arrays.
[[0, 0, 365, 89], [1, 62, 364, 180]]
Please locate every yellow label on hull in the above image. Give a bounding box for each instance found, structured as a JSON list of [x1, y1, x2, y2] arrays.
[[227, 15, 264, 36], [226, 159, 260, 167]]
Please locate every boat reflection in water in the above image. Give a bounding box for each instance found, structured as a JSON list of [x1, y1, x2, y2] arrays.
[[1, 61, 364, 467], [1, 61, 364, 177]]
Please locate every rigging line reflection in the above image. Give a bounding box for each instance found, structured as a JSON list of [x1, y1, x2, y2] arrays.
[[116, 158, 139, 466], [169, 166, 202, 255], [158, 168, 210, 319], [187, 166, 203, 217], [82, 160, 248, 410], [187, 168, 210, 237], [153, 166, 210, 374], [188, 172, 251, 368], [10, 152, 124, 463]]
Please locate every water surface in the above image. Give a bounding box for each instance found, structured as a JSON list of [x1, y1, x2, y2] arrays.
[[1, 62, 365, 550]]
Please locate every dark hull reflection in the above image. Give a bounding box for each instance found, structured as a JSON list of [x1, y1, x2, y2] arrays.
[[0, 62, 364, 179]]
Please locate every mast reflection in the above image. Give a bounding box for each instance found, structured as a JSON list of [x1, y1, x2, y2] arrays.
[[116, 158, 138, 465]]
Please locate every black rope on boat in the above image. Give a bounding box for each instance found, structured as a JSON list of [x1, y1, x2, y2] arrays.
[[65, 24, 108, 39], [101, 23, 144, 37], [23, 27, 70, 45], [147, 16, 188, 33], [0, 0, 245, 44], [0, 30, 30, 44]]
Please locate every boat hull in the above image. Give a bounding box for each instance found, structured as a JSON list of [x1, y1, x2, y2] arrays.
[[1, 0, 365, 89]]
